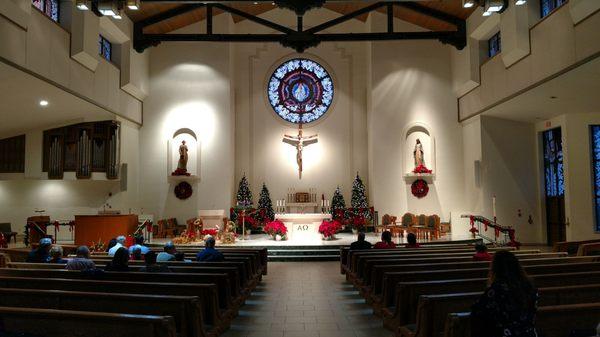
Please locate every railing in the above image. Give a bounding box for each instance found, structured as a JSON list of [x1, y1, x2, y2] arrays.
[[24, 221, 75, 246], [461, 214, 521, 248]]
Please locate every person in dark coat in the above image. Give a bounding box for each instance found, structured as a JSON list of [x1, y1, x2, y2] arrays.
[[471, 250, 538, 337], [350, 231, 372, 250], [196, 236, 224, 262], [26, 238, 52, 263], [104, 247, 130, 272]]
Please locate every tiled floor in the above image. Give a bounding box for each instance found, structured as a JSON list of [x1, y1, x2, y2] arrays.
[[222, 261, 393, 337]]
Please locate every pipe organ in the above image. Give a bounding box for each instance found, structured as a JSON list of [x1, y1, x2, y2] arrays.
[[43, 121, 120, 180]]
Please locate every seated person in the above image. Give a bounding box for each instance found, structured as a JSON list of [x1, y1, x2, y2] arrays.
[[350, 231, 372, 250], [473, 243, 492, 261], [471, 251, 538, 337], [157, 241, 177, 262], [49, 245, 67, 263], [374, 231, 396, 249], [196, 236, 225, 262], [175, 252, 192, 263], [66, 246, 96, 271], [107, 235, 126, 256], [405, 233, 421, 248], [128, 235, 150, 255], [105, 238, 118, 252], [26, 238, 52, 263], [130, 246, 143, 261], [140, 251, 171, 273], [104, 247, 130, 272]]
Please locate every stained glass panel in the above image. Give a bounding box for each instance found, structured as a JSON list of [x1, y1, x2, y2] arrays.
[[541, 0, 566, 18], [488, 32, 501, 58], [267, 58, 334, 124], [32, 0, 59, 22], [99, 35, 112, 62], [543, 128, 564, 197], [592, 126, 600, 232]]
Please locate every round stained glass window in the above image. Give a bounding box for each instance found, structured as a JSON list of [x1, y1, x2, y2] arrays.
[[267, 58, 334, 124]]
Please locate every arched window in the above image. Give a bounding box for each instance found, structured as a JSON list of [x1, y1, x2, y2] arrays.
[[267, 58, 334, 124]]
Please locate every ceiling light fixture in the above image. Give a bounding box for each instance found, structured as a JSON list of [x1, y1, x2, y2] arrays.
[[75, 0, 89, 10], [113, 9, 123, 19], [463, 0, 477, 8], [127, 0, 140, 10], [482, 10, 492, 16], [485, 0, 506, 13], [98, 1, 118, 16], [39, 100, 49, 107], [515, 0, 527, 5]]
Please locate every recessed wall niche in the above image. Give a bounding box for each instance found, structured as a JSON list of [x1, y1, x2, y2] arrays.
[[403, 122, 436, 179], [167, 128, 200, 180]]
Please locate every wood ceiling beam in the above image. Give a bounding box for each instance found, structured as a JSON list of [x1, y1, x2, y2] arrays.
[[138, 3, 204, 27], [212, 3, 294, 34], [305, 2, 387, 34], [395, 2, 463, 26]]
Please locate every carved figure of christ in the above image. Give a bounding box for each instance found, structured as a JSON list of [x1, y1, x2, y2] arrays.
[[282, 124, 318, 179]]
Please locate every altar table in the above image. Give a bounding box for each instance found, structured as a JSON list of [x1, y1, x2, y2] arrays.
[[74, 214, 138, 246], [276, 213, 332, 240]]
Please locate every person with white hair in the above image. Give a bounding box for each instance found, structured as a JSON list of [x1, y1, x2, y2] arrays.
[[49, 245, 67, 263], [66, 246, 96, 271], [196, 236, 224, 262], [108, 235, 126, 256], [26, 238, 52, 263]]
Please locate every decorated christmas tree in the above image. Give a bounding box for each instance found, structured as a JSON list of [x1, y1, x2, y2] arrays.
[[351, 173, 371, 220], [257, 183, 275, 224], [236, 175, 253, 207], [330, 186, 347, 221]]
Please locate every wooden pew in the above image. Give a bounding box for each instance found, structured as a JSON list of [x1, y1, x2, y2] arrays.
[[0, 288, 205, 337], [0, 275, 224, 334], [385, 270, 600, 333], [379, 262, 600, 310], [553, 238, 600, 255], [0, 268, 236, 319], [364, 253, 574, 294], [368, 256, 597, 297], [0, 306, 177, 337], [401, 283, 600, 337], [444, 302, 600, 337], [340, 243, 484, 273], [578, 242, 600, 256]]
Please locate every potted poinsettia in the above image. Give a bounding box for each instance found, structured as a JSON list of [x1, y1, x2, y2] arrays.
[[319, 220, 342, 240], [263, 220, 288, 241], [350, 215, 367, 234]]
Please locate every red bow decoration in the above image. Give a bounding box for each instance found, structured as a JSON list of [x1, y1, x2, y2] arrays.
[[68, 221, 75, 232], [146, 222, 153, 233], [53, 221, 60, 232]]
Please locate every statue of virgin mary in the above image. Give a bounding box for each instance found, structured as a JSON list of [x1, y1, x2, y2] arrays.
[[413, 139, 424, 168]]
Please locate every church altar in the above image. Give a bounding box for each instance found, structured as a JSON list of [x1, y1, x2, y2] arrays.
[[276, 213, 331, 240]]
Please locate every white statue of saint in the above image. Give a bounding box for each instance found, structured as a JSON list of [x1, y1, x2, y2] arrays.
[[413, 138, 424, 168], [177, 140, 188, 171]]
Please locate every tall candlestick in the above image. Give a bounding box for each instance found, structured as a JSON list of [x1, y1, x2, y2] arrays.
[[492, 195, 497, 222]]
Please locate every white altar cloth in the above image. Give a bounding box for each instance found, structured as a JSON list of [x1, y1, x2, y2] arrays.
[[275, 213, 332, 240]]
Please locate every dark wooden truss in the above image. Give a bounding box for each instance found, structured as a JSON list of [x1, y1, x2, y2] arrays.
[[133, 0, 466, 53]]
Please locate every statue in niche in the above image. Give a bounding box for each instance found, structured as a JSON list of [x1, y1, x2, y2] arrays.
[[172, 140, 191, 176], [413, 139, 424, 168]]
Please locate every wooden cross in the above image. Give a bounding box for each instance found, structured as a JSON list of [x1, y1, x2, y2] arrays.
[[282, 124, 318, 179]]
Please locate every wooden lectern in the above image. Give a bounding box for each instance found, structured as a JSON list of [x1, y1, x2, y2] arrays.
[[74, 214, 138, 246]]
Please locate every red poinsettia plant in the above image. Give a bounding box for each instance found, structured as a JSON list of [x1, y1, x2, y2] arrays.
[[319, 220, 342, 239], [263, 220, 288, 239], [350, 215, 367, 230], [201, 229, 218, 237], [413, 164, 433, 174]]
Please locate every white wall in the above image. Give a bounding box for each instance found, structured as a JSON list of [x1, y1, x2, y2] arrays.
[[139, 15, 235, 223], [480, 116, 542, 243], [369, 16, 465, 222]]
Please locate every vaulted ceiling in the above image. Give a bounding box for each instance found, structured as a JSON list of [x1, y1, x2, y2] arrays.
[[126, 1, 475, 35]]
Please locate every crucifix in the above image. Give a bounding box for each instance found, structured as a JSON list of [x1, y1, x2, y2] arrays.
[[282, 124, 318, 179]]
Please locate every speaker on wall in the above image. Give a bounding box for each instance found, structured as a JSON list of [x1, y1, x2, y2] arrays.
[[120, 163, 128, 192], [474, 160, 481, 188]]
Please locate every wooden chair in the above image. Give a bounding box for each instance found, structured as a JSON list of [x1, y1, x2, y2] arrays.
[[0, 223, 17, 244], [425, 214, 440, 239]]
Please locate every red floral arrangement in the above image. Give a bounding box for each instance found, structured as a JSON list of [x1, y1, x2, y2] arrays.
[[171, 168, 191, 176], [319, 220, 342, 239], [263, 220, 288, 239], [174, 181, 193, 200], [411, 179, 429, 198], [413, 164, 432, 174], [201, 229, 218, 237], [351, 216, 367, 230]]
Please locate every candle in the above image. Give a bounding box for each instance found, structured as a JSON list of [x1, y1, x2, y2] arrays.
[[492, 195, 497, 221]]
